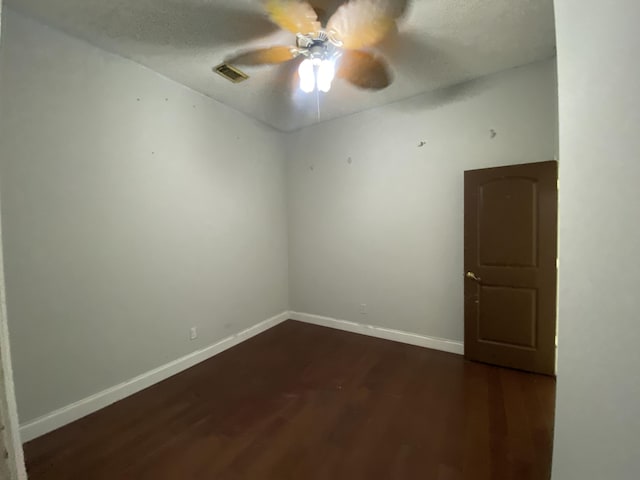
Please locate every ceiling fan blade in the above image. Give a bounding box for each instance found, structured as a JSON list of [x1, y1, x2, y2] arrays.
[[227, 46, 297, 66], [313, 7, 329, 27], [326, 0, 408, 49], [337, 50, 392, 89], [264, 0, 321, 34]]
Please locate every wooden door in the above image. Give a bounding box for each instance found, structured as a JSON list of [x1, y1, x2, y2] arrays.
[[464, 161, 557, 375]]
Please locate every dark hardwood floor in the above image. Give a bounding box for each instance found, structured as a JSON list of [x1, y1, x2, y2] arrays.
[[25, 320, 555, 480]]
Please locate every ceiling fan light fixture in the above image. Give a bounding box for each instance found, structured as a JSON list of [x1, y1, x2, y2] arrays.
[[317, 59, 336, 93], [298, 58, 316, 93]]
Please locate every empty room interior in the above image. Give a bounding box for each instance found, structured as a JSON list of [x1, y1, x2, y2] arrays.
[[0, 0, 638, 479]]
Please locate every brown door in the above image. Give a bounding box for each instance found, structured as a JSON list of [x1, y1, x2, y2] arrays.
[[464, 161, 557, 375]]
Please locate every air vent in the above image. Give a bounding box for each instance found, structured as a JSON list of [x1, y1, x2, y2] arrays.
[[214, 63, 249, 84]]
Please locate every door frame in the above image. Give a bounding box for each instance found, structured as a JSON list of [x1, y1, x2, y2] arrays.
[[0, 262, 26, 479], [0, 0, 28, 477]]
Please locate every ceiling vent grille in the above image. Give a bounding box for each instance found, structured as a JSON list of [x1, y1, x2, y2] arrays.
[[214, 63, 249, 83]]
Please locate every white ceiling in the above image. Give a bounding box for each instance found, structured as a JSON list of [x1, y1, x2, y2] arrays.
[[6, 0, 556, 132]]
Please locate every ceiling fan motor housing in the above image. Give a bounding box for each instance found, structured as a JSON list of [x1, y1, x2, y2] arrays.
[[296, 32, 342, 62]]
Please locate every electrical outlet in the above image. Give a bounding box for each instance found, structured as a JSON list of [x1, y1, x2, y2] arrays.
[[190, 327, 198, 340], [360, 304, 367, 315]]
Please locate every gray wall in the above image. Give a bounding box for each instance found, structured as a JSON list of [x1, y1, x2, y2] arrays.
[[552, 0, 640, 477], [0, 10, 289, 423], [286, 59, 558, 342]]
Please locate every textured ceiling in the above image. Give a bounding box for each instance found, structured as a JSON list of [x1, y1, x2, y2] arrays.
[[6, 0, 556, 132]]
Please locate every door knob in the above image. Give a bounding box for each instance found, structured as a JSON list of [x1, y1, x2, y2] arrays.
[[466, 271, 482, 282]]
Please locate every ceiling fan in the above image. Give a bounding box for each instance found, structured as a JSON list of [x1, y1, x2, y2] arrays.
[[221, 0, 409, 93]]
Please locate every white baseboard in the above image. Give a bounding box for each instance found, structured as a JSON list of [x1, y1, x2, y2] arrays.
[[19, 311, 289, 443], [20, 310, 463, 442], [290, 312, 464, 356]]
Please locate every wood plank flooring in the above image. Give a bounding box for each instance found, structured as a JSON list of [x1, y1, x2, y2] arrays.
[[24, 320, 555, 479]]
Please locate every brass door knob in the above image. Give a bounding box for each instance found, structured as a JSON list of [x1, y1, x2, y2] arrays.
[[466, 271, 482, 282]]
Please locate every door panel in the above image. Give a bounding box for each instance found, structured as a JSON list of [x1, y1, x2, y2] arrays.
[[479, 178, 538, 267], [464, 161, 557, 375], [478, 285, 537, 348]]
